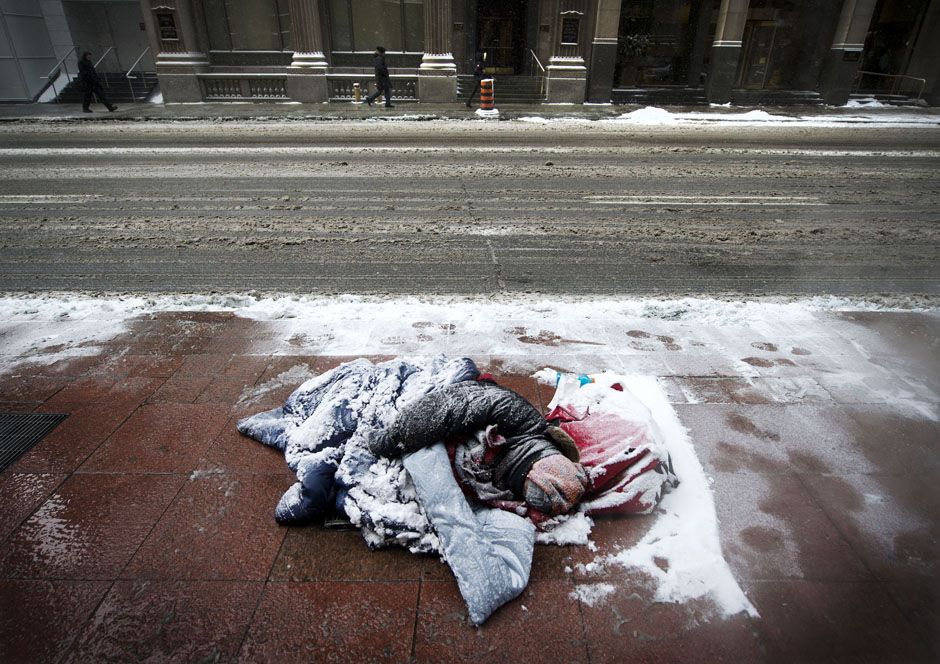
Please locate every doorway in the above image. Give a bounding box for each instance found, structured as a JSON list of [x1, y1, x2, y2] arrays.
[[476, 0, 528, 74], [737, 20, 776, 89]]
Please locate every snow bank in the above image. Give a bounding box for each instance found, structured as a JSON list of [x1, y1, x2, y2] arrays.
[[618, 106, 678, 124], [843, 97, 889, 109], [608, 105, 940, 128]]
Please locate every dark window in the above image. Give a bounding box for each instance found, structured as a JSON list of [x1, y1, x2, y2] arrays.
[[735, 0, 842, 91], [615, 0, 717, 88], [327, 0, 424, 52], [157, 13, 178, 41], [862, 0, 938, 79], [561, 17, 580, 45], [202, 0, 292, 51]]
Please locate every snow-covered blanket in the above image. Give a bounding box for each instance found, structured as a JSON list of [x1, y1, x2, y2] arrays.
[[404, 444, 534, 625], [542, 371, 679, 515], [237, 355, 479, 551], [238, 355, 535, 623]]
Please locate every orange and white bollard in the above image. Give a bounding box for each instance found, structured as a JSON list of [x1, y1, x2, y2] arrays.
[[480, 79, 494, 110], [476, 78, 498, 118], [353, 82, 361, 104]]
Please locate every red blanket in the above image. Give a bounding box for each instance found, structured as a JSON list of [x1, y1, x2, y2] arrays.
[[546, 404, 678, 515]]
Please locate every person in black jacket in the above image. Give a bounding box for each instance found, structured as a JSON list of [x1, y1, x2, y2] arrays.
[[365, 46, 394, 108], [465, 51, 485, 108], [370, 380, 589, 516], [78, 51, 116, 113]]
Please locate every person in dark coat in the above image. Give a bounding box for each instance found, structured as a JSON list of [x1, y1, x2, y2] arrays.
[[370, 379, 589, 516], [78, 51, 116, 113], [465, 51, 485, 108], [365, 46, 394, 108]]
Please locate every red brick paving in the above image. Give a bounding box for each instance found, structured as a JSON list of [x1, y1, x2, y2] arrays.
[[0, 472, 66, 542], [0, 310, 936, 663], [0, 580, 110, 663], [0, 473, 183, 580], [580, 592, 762, 664], [63, 580, 263, 663], [79, 403, 230, 473], [239, 582, 419, 662], [122, 473, 288, 581]]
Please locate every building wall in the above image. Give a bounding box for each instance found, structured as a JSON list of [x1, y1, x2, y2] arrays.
[[904, 0, 940, 103], [63, 1, 152, 72], [41, 0, 75, 67], [135, 0, 940, 104], [0, 0, 58, 100]]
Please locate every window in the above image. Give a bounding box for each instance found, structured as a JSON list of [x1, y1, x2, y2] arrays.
[[615, 0, 709, 87], [561, 17, 580, 45], [328, 0, 424, 52], [202, 0, 292, 51]]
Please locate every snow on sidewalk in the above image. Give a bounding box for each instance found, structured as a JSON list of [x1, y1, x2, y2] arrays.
[[1, 293, 936, 623]]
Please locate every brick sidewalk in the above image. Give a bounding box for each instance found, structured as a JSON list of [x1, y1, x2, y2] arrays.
[[0, 310, 937, 663]]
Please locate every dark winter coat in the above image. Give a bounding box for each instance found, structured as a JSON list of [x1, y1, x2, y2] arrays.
[[78, 57, 99, 88], [373, 53, 390, 84], [371, 380, 572, 497]]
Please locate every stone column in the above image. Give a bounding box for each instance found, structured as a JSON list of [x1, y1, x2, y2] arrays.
[[704, 0, 749, 103], [818, 0, 878, 105], [286, 0, 329, 102], [546, 0, 589, 103], [586, 0, 622, 102], [419, 0, 457, 102], [146, 0, 210, 102]]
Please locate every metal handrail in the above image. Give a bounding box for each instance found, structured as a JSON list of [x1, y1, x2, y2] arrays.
[[125, 46, 151, 101], [529, 49, 545, 74], [41, 46, 78, 103], [529, 49, 546, 101], [854, 70, 926, 99], [42, 45, 78, 81], [94, 47, 117, 93], [94, 47, 114, 68]]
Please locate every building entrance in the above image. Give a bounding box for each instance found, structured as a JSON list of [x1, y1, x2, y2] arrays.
[[737, 20, 776, 89], [476, 0, 528, 74]]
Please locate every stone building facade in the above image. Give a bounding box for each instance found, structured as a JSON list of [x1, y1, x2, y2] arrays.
[[139, 0, 940, 105]]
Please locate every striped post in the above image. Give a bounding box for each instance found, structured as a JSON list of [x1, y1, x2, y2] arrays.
[[480, 78, 494, 111]]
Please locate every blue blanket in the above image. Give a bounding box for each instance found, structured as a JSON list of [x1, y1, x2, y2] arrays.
[[237, 355, 478, 550], [237, 355, 535, 623]]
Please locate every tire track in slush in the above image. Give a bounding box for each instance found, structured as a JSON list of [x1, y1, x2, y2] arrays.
[[0, 122, 937, 295]]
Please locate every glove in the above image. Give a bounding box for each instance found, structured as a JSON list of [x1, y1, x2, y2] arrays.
[[523, 455, 589, 516]]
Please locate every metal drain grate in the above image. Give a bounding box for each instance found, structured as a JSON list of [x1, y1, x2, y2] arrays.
[[0, 413, 68, 472]]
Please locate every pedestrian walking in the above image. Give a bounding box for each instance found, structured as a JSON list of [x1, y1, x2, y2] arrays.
[[465, 51, 485, 108], [365, 46, 394, 108], [78, 51, 117, 113]]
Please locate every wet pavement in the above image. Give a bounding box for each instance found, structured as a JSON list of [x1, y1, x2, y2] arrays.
[[2, 119, 939, 297], [0, 304, 936, 663]]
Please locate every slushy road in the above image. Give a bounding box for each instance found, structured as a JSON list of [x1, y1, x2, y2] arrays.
[[0, 119, 937, 295]]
